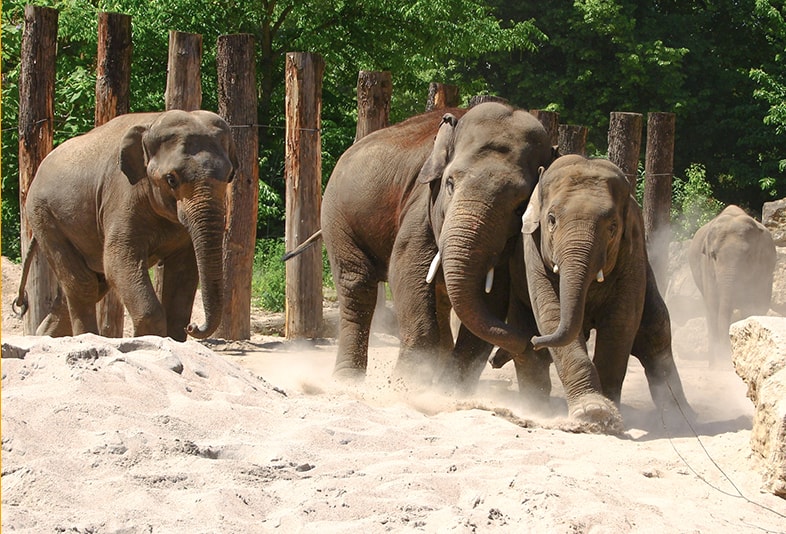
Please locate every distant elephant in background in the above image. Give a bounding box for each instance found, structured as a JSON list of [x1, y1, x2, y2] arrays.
[[320, 102, 555, 384], [688, 204, 777, 366], [495, 155, 692, 431], [14, 110, 237, 341]]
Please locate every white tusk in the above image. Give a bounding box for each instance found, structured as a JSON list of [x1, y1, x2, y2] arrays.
[[426, 250, 442, 284], [552, 264, 559, 274], [596, 270, 605, 283], [485, 267, 494, 294]]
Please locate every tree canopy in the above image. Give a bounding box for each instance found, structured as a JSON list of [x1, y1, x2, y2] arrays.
[[2, 0, 784, 259]]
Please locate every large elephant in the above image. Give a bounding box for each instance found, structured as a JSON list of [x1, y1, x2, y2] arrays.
[[688, 204, 777, 366], [14, 110, 237, 341], [495, 155, 692, 431], [320, 102, 554, 383]]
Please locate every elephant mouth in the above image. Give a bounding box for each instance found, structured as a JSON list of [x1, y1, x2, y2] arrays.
[[426, 248, 496, 294]]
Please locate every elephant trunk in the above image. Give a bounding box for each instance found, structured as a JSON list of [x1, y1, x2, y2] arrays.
[[180, 187, 226, 339], [440, 208, 529, 355], [531, 225, 598, 350]]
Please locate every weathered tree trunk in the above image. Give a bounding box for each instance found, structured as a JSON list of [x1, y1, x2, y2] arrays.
[[95, 11, 132, 338], [558, 124, 588, 156], [643, 112, 675, 293], [355, 71, 391, 142], [468, 95, 508, 108], [165, 31, 202, 111], [285, 52, 324, 339], [530, 110, 559, 146], [18, 5, 58, 335], [216, 34, 259, 340], [608, 112, 643, 188], [426, 82, 459, 111]]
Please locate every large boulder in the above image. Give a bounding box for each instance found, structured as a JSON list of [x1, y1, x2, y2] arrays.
[[771, 247, 786, 316], [763, 198, 786, 246], [729, 316, 786, 498]]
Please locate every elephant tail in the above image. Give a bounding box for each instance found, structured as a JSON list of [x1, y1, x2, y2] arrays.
[[281, 229, 323, 261], [12, 237, 39, 317]]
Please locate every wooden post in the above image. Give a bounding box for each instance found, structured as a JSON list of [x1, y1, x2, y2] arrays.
[[643, 112, 676, 292], [165, 31, 202, 111], [285, 52, 324, 339], [558, 124, 587, 156], [425, 82, 459, 111], [18, 5, 59, 335], [608, 112, 643, 188], [355, 70, 391, 142], [215, 34, 259, 340], [95, 11, 132, 337], [468, 95, 508, 108], [530, 109, 559, 146]]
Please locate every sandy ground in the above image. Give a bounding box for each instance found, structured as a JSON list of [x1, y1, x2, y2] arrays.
[[2, 256, 785, 533]]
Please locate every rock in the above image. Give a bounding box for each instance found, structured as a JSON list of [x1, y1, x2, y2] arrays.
[[771, 247, 786, 316], [763, 198, 786, 246], [729, 316, 786, 498]]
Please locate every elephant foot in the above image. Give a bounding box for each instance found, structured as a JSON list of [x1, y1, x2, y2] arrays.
[[567, 393, 623, 434], [332, 366, 366, 384]]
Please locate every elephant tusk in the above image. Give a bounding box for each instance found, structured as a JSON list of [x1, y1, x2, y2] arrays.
[[596, 269, 605, 283], [485, 267, 494, 294], [552, 264, 559, 274], [426, 250, 442, 284]]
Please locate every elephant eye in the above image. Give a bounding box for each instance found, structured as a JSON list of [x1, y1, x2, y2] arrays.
[[445, 176, 455, 195], [164, 173, 178, 189], [547, 213, 556, 231], [609, 222, 618, 237]]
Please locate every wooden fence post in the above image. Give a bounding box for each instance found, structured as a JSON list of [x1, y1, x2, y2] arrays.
[[165, 31, 202, 110], [530, 110, 559, 146], [558, 124, 588, 156], [285, 52, 324, 339], [95, 11, 132, 337], [215, 34, 259, 340], [608, 112, 643, 188], [18, 5, 59, 335], [643, 112, 676, 292], [425, 82, 459, 111], [355, 70, 391, 141]]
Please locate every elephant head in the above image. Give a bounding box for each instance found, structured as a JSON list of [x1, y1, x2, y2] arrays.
[[119, 110, 238, 338], [417, 102, 554, 353], [522, 155, 637, 349]]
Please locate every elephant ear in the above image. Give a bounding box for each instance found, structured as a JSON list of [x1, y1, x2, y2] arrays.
[[521, 181, 542, 235], [119, 124, 150, 185], [416, 113, 458, 184]]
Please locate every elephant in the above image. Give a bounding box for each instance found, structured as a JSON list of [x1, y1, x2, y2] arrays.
[[13, 110, 237, 341], [319, 102, 555, 384], [688, 204, 777, 366], [492, 155, 692, 431]]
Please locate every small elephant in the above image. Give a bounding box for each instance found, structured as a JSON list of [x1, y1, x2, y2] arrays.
[[14, 110, 237, 341], [498, 155, 692, 431], [320, 102, 554, 384], [688, 204, 777, 366]]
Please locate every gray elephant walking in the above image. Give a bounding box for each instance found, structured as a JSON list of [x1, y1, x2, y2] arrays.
[[320, 102, 554, 384], [688, 204, 776, 366], [495, 155, 692, 431], [14, 110, 237, 341]]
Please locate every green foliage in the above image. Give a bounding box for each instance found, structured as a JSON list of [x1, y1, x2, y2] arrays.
[[670, 164, 724, 240]]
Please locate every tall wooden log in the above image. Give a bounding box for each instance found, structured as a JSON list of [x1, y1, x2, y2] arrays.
[[285, 52, 324, 339], [18, 5, 59, 335], [165, 31, 202, 111], [558, 124, 588, 156], [426, 82, 459, 111], [215, 34, 259, 340], [355, 70, 391, 142], [468, 95, 508, 108], [643, 112, 676, 292], [95, 11, 132, 337], [530, 109, 559, 146], [608, 112, 643, 188]]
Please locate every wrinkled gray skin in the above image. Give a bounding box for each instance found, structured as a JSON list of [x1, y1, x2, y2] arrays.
[[321, 102, 554, 383], [496, 155, 692, 431], [688, 204, 776, 366], [17, 110, 237, 341]]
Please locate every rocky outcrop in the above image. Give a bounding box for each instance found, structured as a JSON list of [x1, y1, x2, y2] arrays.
[[729, 316, 786, 498], [763, 198, 786, 246]]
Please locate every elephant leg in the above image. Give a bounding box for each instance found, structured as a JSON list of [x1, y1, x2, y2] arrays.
[[632, 275, 694, 421], [512, 348, 552, 416], [437, 324, 494, 394], [105, 248, 167, 337], [158, 247, 199, 342], [35, 286, 73, 337]]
